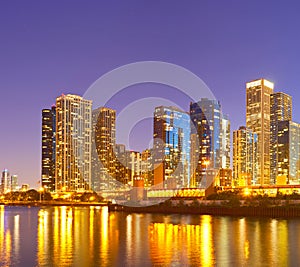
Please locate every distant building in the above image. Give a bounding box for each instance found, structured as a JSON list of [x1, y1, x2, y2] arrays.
[[277, 121, 300, 184], [129, 151, 142, 186], [92, 107, 116, 191], [41, 106, 56, 192], [1, 169, 10, 194], [246, 79, 274, 185], [216, 168, 232, 187], [190, 99, 230, 187], [55, 94, 92, 192], [11, 175, 18, 191], [233, 126, 258, 186], [21, 184, 29, 191], [141, 149, 154, 188], [270, 92, 292, 184], [153, 106, 190, 189], [114, 144, 130, 185]]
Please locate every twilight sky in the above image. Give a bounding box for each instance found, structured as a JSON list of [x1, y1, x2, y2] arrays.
[[1, 1, 300, 187]]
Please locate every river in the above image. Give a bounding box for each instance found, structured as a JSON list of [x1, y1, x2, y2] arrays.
[[0, 205, 299, 266]]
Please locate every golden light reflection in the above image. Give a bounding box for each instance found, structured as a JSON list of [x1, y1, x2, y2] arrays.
[[200, 215, 214, 267], [277, 220, 288, 266], [270, 219, 278, 264], [37, 209, 45, 266], [13, 214, 20, 258], [0, 206, 11, 266], [0, 205, 4, 257], [38, 207, 74, 266], [238, 218, 246, 263], [244, 240, 249, 259], [89, 206, 94, 251], [149, 215, 215, 266], [100, 206, 109, 264], [5, 230, 11, 266], [126, 214, 132, 259]]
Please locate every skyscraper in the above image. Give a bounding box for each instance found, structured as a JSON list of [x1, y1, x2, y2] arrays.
[[153, 106, 190, 188], [11, 175, 18, 192], [190, 99, 230, 187], [114, 144, 130, 185], [270, 92, 292, 184], [233, 126, 258, 186], [92, 107, 116, 191], [41, 106, 56, 191], [1, 169, 10, 194], [277, 120, 300, 185], [55, 94, 92, 192], [141, 149, 154, 188], [246, 79, 274, 185]]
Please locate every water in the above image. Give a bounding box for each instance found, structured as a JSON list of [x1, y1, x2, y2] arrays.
[[0, 205, 300, 266]]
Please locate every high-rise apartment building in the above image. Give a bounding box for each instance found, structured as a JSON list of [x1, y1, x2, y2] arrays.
[[1, 169, 10, 194], [41, 106, 56, 191], [141, 149, 154, 188], [153, 106, 191, 188], [55, 94, 92, 192], [114, 144, 130, 185], [190, 99, 230, 187], [277, 120, 300, 185], [233, 126, 258, 186], [92, 107, 116, 191], [11, 175, 18, 191], [270, 92, 292, 184], [246, 79, 274, 185]]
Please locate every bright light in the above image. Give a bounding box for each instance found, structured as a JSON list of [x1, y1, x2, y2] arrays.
[[243, 188, 251, 196]]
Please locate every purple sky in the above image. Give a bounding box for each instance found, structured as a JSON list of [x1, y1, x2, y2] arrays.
[[1, 1, 300, 187]]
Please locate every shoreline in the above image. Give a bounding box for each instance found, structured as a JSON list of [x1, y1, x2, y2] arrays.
[[0, 201, 108, 207], [2, 201, 300, 218]]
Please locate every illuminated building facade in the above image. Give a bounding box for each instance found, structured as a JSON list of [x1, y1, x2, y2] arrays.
[[216, 168, 232, 187], [11, 175, 18, 191], [92, 107, 116, 191], [55, 94, 92, 192], [190, 99, 230, 187], [141, 149, 154, 188], [233, 126, 258, 186], [41, 106, 56, 191], [114, 144, 130, 185], [1, 169, 10, 194], [129, 151, 141, 185], [246, 79, 274, 185], [153, 106, 190, 189], [277, 120, 300, 184], [270, 92, 292, 184]]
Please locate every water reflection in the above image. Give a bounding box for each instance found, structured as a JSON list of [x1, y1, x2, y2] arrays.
[[0, 206, 300, 266]]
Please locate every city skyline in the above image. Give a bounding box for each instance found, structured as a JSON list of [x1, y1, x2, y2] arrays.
[[40, 77, 300, 193], [4, 74, 300, 189], [1, 1, 300, 186]]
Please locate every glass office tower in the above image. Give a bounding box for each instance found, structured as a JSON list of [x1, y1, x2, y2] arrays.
[[41, 106, 56, 192], [277, 120, 300, 185], [153, 106, 191, 188], [190, 99, 230, 187], [270, 92, 292, 184]]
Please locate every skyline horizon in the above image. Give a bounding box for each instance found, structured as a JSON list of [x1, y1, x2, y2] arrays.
[[3, 74, 299, 188]]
